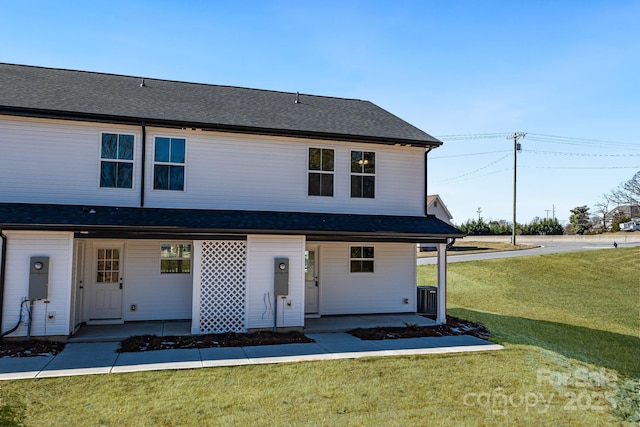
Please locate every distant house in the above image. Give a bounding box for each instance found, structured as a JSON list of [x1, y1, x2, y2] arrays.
[[426, 195, 454, 226], [419, 195, 456, 251], [0, 63, 463, 340], [604, 205, 640, 229]]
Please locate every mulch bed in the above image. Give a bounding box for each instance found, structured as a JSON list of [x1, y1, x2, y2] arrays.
[[348, 316, 490, 340], [118, 330, 314, 353], [0, 340, 66, 358]]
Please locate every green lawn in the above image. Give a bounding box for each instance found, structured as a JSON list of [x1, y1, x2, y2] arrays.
[[1, 248, 638, 426]]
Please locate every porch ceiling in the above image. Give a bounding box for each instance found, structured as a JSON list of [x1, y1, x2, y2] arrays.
[[0, 202, 464, 243]]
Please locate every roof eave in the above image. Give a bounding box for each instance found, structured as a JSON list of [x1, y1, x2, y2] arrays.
[[0, 107, 443, 148], [0, 223, 463, 242]]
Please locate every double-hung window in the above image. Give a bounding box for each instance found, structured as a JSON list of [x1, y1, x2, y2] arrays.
[[154, 137, 185, 191], [308, 148, 334, 197], [350, 246, 374, 273], [350, 151, 375, 198], [100, 133, 134, 188], [160, 243, 191, 274]]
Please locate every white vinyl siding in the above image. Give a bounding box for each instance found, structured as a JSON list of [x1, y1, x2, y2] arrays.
[[143, 127, 424, 215], [0, 231, 74, 338], [0, 116, 424, 215], [0, 116, 140, 206], [121, 240, 193, 321], [245, 235, 305, 330], [317, 242, 416, 315]]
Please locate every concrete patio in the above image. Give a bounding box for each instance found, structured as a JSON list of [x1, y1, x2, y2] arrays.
[[69, 314, 436, 342]]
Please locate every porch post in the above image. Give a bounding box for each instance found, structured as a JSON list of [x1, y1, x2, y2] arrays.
[[436, 243, 447, 325]]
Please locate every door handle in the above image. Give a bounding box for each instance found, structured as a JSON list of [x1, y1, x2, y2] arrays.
[[315, 277, 319, 287], [119, 283, 123, 290]]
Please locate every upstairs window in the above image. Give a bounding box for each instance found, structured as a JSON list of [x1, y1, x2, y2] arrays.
[[160, 243, 191, 274], [100, 133, 134, 188], [154, 137, 185, 191], [350, 246, 374, 273], [350, 151, 375, 198], [308, 148, 334, 197]]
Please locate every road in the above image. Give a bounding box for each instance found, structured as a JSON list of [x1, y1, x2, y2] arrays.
[[417, 240, 640, 265]]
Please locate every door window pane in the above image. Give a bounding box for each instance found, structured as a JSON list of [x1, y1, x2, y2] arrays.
[[305, 251, 316, 281]]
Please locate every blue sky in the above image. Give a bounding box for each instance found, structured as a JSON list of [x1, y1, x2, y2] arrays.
[[2, 1, 638, 224]]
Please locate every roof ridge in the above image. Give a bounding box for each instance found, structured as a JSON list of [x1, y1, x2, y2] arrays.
[[0, 62, 367, 103]]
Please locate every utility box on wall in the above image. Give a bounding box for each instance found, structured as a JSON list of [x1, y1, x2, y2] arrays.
[[29, 256, 50, 300], [274, 258, 289, 296]]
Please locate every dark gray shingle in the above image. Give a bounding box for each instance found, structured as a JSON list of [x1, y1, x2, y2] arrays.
[[0, 203, 463, 242], [0, 63, 441, 146]]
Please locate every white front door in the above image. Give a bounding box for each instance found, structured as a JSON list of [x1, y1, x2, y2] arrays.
[[89, 245, 124, 323], [305, 249, 319, 314]]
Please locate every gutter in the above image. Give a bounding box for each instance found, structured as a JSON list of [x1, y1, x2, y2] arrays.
[[0, 107, 442, 149], [0, 230, 7, 331], [424, 148, 432, 216], [140, 122, 146, 207]]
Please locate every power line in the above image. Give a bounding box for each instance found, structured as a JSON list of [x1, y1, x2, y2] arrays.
[[523, 150, 640, 157], [435, 132, 638, 149], [527, 133, 634, 147], [429, 150, 510, 159], [436, 133, 510, 141], [434, 168, 511, 183], [437, 154, 511, 183], [523, 165, 640, 170]]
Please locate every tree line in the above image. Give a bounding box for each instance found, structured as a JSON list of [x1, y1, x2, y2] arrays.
[[457, 171, 640, 235], [457, 217, 564, 236]]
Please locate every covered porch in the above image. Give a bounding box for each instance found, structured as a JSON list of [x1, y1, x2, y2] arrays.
[[303, 313, 436, 333], [68, 314, 438, 342]]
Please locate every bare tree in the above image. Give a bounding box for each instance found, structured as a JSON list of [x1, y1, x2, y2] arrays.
[[612, 171, 640, 205], [593, 193, 613, 230]]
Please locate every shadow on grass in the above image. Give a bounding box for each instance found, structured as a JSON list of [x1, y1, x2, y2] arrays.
[[448, 246, 488, 253], [449, 307, 640, 378]]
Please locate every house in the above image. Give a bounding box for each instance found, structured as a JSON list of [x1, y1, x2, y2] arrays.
[[0, 63, 463, 340], [419, 195, 455, 251], [604, 205, 640, 230], [426, 195, 454, 226]]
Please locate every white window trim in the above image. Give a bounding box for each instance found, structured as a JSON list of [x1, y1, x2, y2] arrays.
[[97, 131, 137, 191], [349, 149, 376, 199], [160, 242, 192, 274], [349, 245, 375, 273], [152, 135, 188, 192], [307, 146, 336, 198]]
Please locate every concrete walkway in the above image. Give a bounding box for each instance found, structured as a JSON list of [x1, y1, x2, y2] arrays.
[[0, 333, 502, 380]]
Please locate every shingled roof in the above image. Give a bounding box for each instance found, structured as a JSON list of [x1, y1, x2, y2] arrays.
[[0, 63, 441, 147], [0, 203, 463, 243]]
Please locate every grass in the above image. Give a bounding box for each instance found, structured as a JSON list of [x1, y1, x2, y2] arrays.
[[1, 248, 638, 426]]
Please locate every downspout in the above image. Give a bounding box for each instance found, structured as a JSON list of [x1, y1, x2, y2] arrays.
[[140, 122, 146, 207], [424, 148, 432, 216], [0, 230, 7, 331]]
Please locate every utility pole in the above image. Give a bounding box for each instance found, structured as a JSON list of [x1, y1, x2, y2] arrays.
[[509, 132, 526, 245], [552, 204, 556, 219], [545, 209, 551, 219], [477, 207, 482, 221]]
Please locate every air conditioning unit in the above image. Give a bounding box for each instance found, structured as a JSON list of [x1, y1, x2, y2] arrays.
[[417, 286, 437, 316]]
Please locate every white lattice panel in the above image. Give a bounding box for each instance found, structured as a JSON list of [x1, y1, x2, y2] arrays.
[[199, 241, 247, 333]]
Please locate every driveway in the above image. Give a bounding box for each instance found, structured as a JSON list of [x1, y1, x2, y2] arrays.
[[418, 240, 640, 265]]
